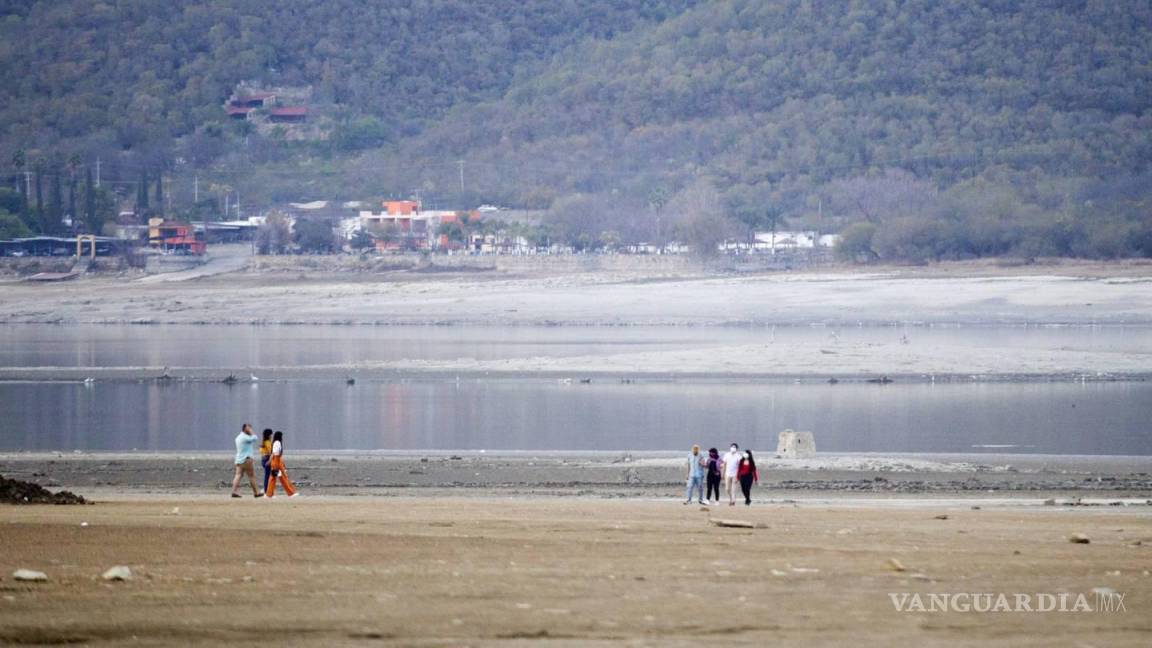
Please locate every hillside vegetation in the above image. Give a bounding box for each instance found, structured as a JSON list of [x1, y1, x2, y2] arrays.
[[2, 0, 1150, 260]]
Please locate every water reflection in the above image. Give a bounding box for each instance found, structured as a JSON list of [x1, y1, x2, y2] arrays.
[[1, 379, 1148, 454]]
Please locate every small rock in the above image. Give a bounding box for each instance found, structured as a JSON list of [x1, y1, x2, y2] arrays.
[[1043, 498, 1056, 506], [887, 558, 907, 572], [168, 507, 180, 515], [933, 515, 949, 520], [1069, 533, 1091, 544], [80, 522, 89, 527], [971, 506, 981, 510], [13, 569, 48, 582], [102, 566, 133, 581]]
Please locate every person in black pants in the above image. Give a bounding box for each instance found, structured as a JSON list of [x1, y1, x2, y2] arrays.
[[737, 450, 759, 506], [705, 447, 722, 504]]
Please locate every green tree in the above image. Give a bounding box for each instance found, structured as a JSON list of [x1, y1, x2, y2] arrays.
[[0, 209, 33, 239], [349, 228, 375, 251], [293, 218, 337, 253], [836, 222, 878, 262]]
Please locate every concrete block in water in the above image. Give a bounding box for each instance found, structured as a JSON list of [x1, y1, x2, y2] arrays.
[[776, 429, 816, 459]]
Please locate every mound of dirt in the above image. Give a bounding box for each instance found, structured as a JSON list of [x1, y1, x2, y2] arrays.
[[0, 474, 88, 505]]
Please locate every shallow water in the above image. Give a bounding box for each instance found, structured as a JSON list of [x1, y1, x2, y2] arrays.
[[0, 325, 1149, 454]]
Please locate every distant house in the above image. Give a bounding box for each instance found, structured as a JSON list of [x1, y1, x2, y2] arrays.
[[150, 220, 206, 255], [382, 200, 421, 216], [269, 106, 308, 123], [225, 92, 277, 120]]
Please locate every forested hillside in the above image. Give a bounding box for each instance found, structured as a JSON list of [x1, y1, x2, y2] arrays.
[[2, 0, 1150, 260]]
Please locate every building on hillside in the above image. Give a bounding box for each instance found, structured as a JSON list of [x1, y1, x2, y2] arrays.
[[269, 106, 308, 123]]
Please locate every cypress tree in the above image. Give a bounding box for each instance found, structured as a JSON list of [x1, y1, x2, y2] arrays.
[[33, 163, 44, 233], [84, 167, 96, 233], [155, 172, 164, 215], [48, 166, 63, 234], [137, 170, 149, 214]]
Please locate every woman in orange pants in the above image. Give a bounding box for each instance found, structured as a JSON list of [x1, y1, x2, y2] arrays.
[[264, 431, 298, 498]]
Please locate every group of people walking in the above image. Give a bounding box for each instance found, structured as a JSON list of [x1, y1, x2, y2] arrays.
[[685, 443, 758, 506], [231, 423, 298, 498]]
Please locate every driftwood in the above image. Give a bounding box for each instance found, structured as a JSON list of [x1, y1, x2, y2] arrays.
[[710, 518, 755, 529]]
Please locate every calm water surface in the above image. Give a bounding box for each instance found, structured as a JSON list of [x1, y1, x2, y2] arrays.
[[0, 325, 1148, 454]]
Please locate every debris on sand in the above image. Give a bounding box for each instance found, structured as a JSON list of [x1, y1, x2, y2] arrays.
[[12, 569, 48, 582], [887, 558, 907, 572], [101, 566, 133, 582], [711, 519, 755, 529], [0, 474, 87, 505], [933, 514, 949, 520], [1069, 533, 1091, 544]]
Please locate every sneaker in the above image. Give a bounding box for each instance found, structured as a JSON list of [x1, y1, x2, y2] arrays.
[[288, 493, 300, 498], [230, 493, 241, 499], [254, 492, 263, 498], [699, 501, 708, 506]]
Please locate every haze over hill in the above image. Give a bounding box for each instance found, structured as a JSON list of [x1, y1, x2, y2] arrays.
[[1, 0, 1150, 260]]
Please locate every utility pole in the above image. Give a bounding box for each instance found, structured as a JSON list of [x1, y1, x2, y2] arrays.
[[95, 158, 101, 188], [457, 159, 465, 193], [193, 175, 199, 203], [24, 171, 32, 199]]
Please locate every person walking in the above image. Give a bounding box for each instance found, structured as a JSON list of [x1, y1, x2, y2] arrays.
[[721, 443, 742, 506], [705, 447, 722, 504], [230, 423, 261, 498], [684, 444, 706, 505], [259, 428, 274, 496], [264, 431, 298, 498], [737, 449, 759, 506]]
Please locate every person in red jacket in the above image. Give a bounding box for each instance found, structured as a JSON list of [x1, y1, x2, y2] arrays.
[[737, 450, 759, 506]]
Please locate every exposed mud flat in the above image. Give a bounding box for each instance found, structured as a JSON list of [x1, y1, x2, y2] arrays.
[[1, 496, 1150, 646], [2, 263, 1151, 328]]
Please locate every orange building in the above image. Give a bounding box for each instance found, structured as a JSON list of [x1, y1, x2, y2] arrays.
[[382, 200, 421, 216]]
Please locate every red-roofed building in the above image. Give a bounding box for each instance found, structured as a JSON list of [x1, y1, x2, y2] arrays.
[[226, 105, 253, 119], [269, 106, 308, 123]]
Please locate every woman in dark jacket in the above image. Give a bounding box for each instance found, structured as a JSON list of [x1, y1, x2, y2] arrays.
[[737, 450, 759, 506], [705, 447, 722, 504]]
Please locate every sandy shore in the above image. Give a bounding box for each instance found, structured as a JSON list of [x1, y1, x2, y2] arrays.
[[2, 495, 1150, 646]]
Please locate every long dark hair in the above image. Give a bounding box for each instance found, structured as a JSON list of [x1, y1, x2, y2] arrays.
[[743, 449, 756, 470], [272, 430, 283, 448], [262, 429, 273, 442], [708, 447, 719, 459]]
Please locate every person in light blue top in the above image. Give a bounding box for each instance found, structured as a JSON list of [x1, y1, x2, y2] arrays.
[[684, 444, 707, 505], [230, 423, 261, 498]]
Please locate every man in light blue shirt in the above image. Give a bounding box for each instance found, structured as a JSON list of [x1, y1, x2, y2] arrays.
[[230, 423, 261, 498], [684, 444, 706, 505]]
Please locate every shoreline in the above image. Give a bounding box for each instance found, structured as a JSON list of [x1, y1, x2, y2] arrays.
[[4, 452, 1150, 501]]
